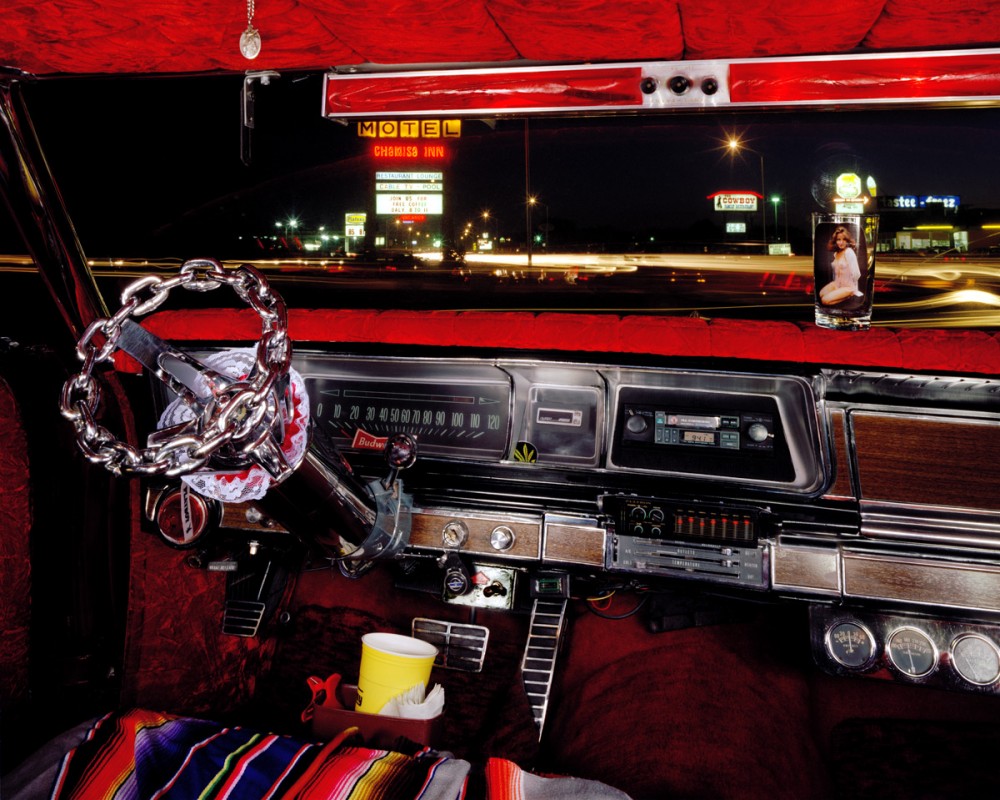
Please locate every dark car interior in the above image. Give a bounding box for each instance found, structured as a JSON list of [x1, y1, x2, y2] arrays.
[[2, 2, 1000, 798]]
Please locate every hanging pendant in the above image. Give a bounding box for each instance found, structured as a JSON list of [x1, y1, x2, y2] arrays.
[[240, 25, 262, 60]]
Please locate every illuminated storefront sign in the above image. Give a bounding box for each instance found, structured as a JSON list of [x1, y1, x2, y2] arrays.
[[834, 173, 867, 212], [376, 171, 442, 182], [710, 191, 760, 212], [836, 173, 863, 199], [726, 222, 747, 233], [358, 120, 461, 138], [345, 212, 366, 237], [377, 182, 442, 191], [878, 195, 918, 210], [375, 172, 443, 216], [877, 194, 961, 210], [376, 193, 443, 215], [921, 194, 960, 208], [371, 143, 448, 159]]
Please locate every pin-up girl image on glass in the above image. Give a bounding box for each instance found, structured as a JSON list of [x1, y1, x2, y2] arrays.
[[818, 224, 864, 306], [813, 214, 876, 330]]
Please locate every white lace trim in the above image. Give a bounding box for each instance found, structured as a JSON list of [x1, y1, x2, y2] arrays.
[[157, 348, 309, 503]]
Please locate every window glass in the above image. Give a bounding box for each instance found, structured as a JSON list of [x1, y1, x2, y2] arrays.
[[21, 74, 1000, 325]]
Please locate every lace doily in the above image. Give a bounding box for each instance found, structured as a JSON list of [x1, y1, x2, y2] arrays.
[[157, 348, 309, 503]]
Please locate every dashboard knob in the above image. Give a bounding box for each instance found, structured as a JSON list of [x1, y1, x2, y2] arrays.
[[385, 432, 418, 469], [748, 422, 770, 442], [626, 414, 648, 434], [490, 525, 516, 551]]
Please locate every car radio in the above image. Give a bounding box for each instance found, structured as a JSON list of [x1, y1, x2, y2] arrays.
[[610, 385, 796, 484]]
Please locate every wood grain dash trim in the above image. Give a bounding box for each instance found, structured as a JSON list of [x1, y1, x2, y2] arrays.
[[852, 412, 1000, 510]]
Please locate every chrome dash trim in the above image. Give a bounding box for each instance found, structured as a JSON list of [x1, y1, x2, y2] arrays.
[[861, 503, 1000, 550]]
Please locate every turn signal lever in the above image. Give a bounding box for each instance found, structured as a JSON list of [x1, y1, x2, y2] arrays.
[[255, 433, 416, 568]]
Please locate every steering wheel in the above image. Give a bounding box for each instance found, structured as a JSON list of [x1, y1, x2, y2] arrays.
[[60, 258, 413, 565]]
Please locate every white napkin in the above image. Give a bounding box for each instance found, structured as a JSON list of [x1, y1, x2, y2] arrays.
[[379, 683, 445, 719]]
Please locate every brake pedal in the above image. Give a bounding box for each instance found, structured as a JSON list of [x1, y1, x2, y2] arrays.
[[411, 618, 490, 672]]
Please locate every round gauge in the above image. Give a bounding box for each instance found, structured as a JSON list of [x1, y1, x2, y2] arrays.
[[887, 627, 937, 678], [951, 634, 1000, 686], [826, 621, 876, 669]]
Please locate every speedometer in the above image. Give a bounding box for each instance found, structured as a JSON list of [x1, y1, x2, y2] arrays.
[[308, 370, 511, 461]]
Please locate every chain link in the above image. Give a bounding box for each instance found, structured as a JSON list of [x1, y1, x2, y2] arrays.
[[60, 259, 290, 477]]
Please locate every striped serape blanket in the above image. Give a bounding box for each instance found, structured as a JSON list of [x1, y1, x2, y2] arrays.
[[49, 709, 469, 800], [43, 709, 631, 799]]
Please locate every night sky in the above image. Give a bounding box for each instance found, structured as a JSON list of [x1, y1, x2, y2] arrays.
[[22, 73, 1000, 257]]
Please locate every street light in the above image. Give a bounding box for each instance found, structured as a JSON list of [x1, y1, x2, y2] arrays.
[[771, 196, 780, 241], [275, 217, 299, 246], [727, 137, 767, 251], [528, 196, 549, 248], [482, 210, 499, 244]]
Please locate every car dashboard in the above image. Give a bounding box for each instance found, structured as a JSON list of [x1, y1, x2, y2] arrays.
[[139, 313, 1000, 699]]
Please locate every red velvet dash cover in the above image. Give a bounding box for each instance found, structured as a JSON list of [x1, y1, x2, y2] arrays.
[[138, 309, 1000, 376]]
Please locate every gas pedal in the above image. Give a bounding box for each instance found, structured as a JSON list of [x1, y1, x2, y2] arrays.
[[520, 598, 568, 737], [412, 618, 490, 672]]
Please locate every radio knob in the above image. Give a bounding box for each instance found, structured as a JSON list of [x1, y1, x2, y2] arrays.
[[626, 414, 648, 434], [748, 422, 770, 442]]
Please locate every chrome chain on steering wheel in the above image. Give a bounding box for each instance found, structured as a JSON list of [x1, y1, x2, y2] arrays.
[[60, 259, 291, 477]]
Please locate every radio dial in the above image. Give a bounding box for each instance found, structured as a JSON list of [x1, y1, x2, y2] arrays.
[[626, 414, 648, 434], [748, 422, 770, 442]]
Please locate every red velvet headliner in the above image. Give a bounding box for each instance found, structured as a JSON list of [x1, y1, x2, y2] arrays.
[[131, 309, 1000, 376], [3, 0, 1000, 77]]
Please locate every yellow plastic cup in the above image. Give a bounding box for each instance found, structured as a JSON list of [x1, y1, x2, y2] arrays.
[[355, 632, 438, 714]]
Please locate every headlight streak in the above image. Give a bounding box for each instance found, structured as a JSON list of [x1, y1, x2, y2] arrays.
[[62, 253, 1000, 328]]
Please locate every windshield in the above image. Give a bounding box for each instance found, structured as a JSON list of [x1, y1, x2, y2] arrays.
[[19, 73, 1000, 326]]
